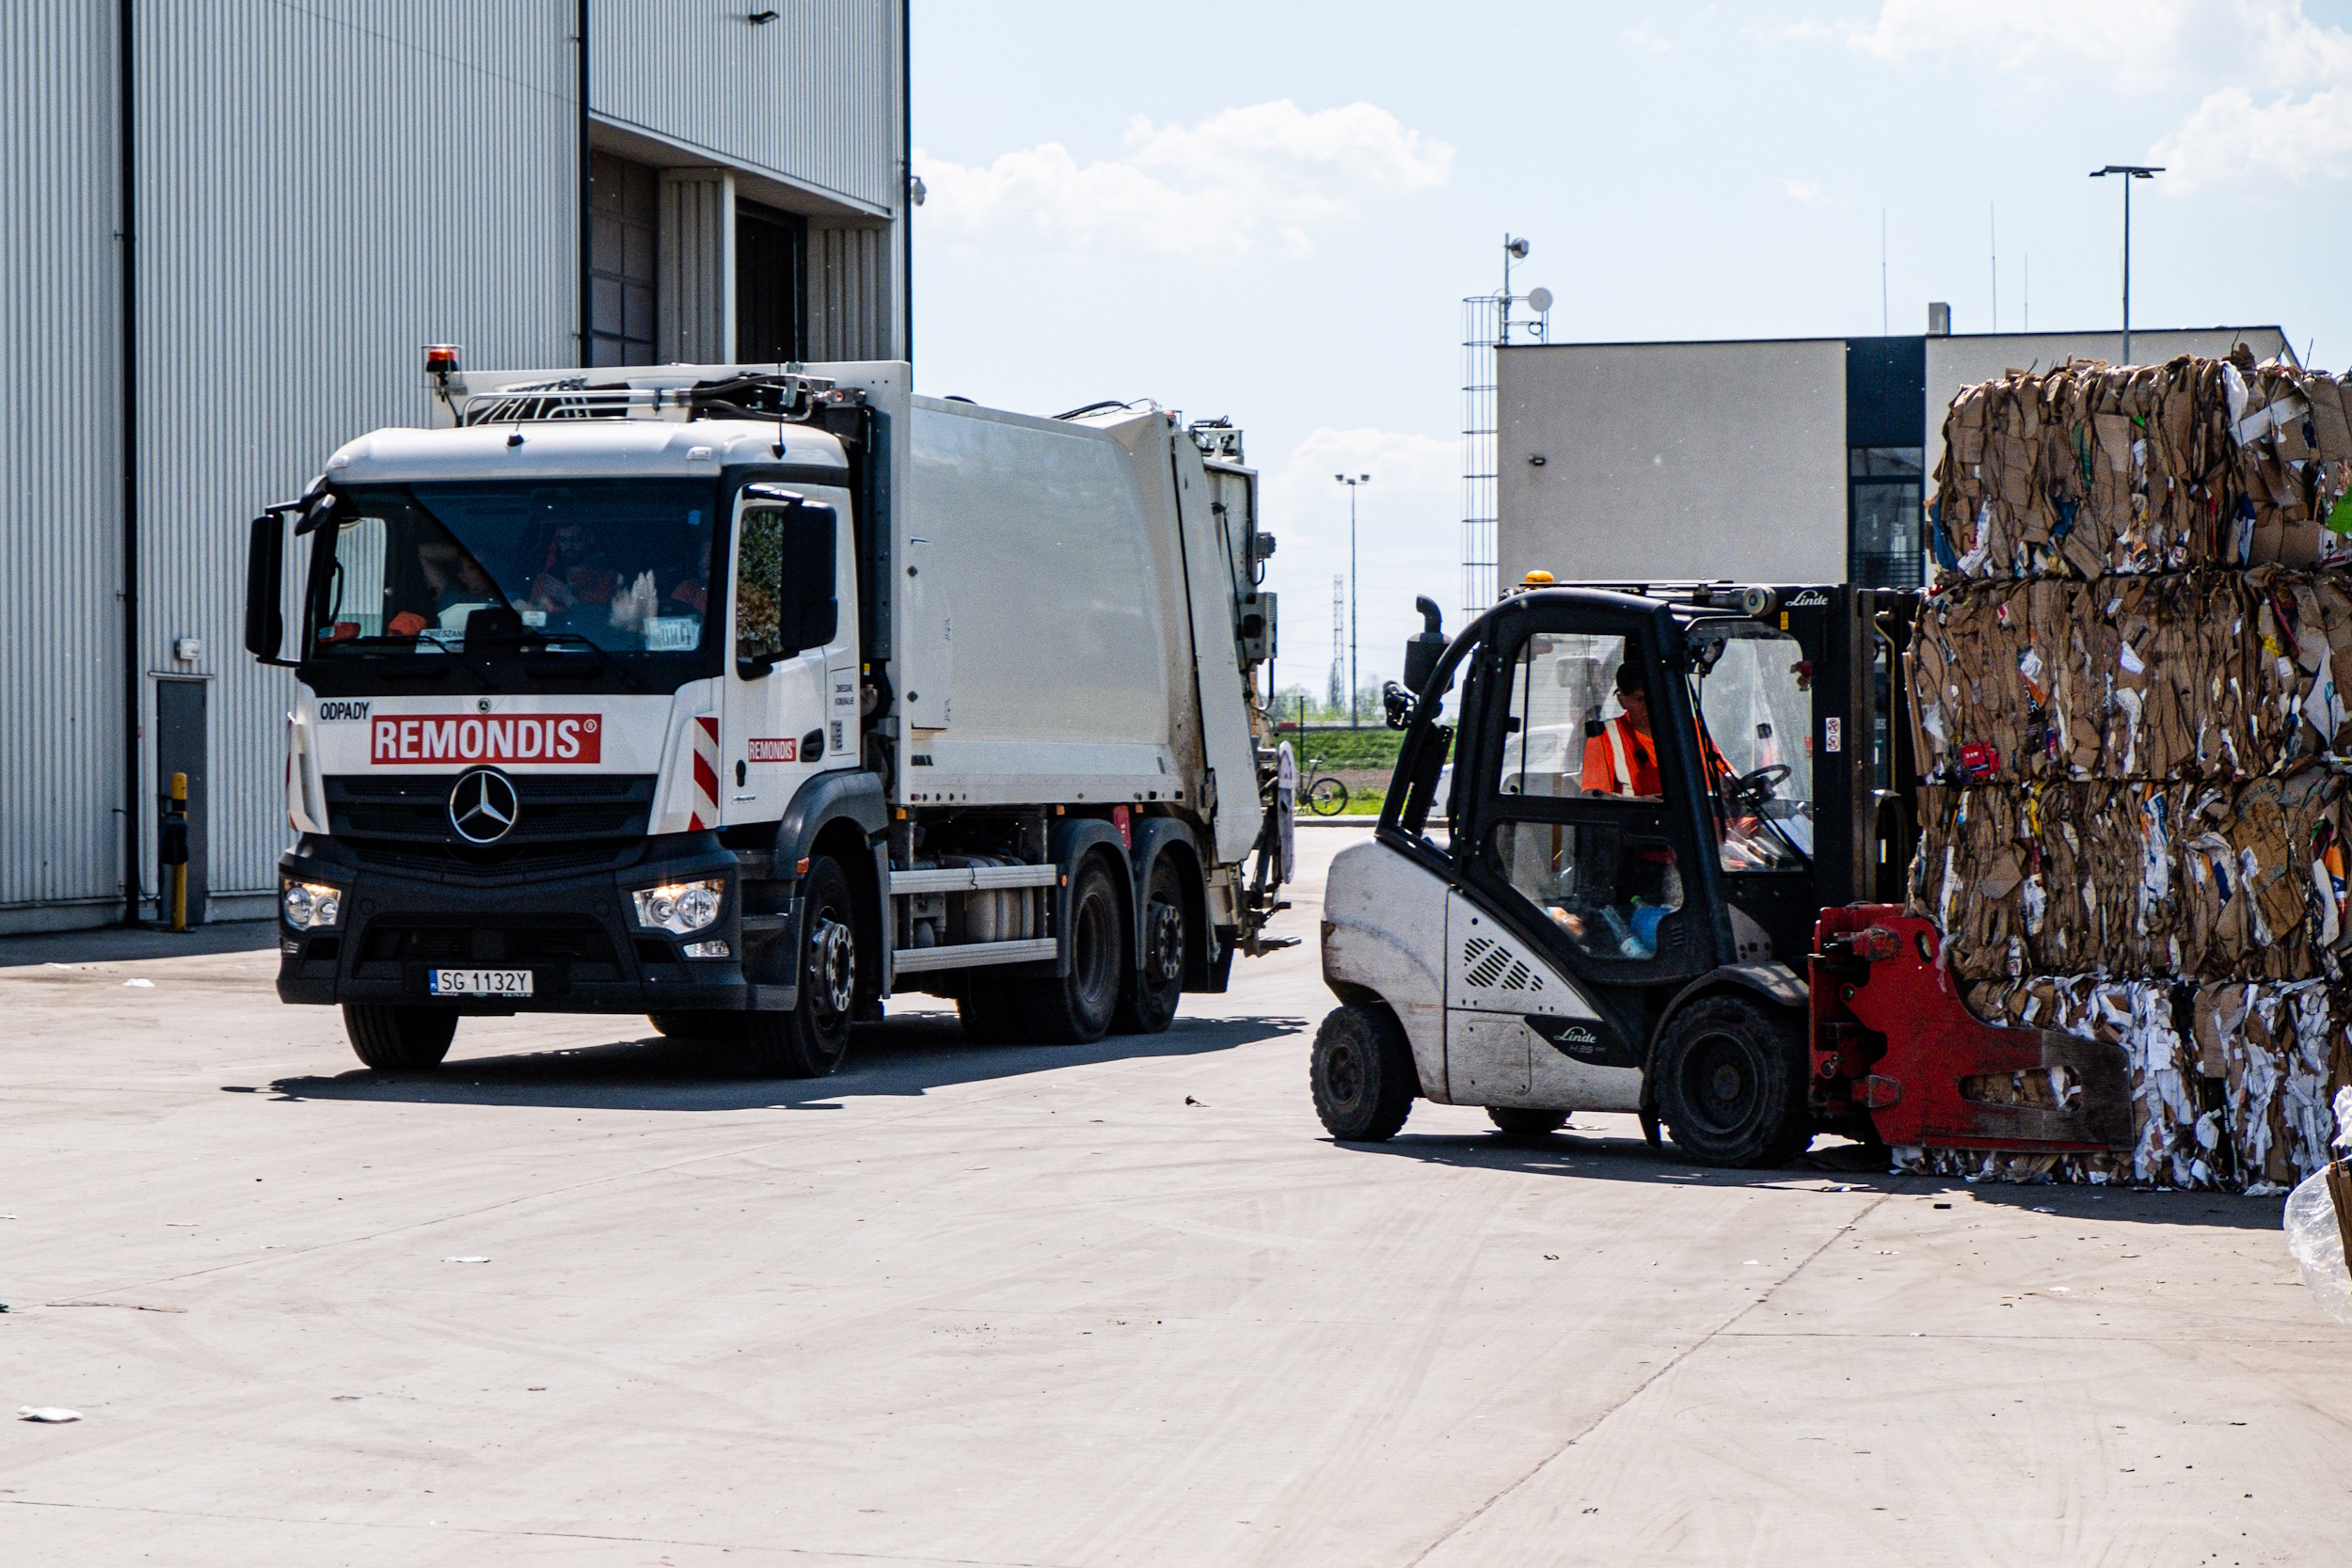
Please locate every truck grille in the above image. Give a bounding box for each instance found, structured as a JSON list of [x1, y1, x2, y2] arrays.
[[325, 774, 657, 850], [359, 917, 619, 969]]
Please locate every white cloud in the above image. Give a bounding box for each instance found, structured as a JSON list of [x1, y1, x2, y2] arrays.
[[914, 100, 1452, 261], [1783, 178, 1825, 203], [1838, 0, 2352, 187], [1624, 26, 1671, 53], [1845, 0, 2199, 89]]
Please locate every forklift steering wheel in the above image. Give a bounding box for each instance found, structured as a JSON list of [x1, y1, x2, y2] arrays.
[[1723, 763, 1790, 811]]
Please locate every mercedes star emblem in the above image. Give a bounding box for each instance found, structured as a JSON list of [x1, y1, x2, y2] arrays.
[[449, 768, 519, 846]]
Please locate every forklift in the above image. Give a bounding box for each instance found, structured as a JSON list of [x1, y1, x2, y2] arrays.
[[1310, 578, 2134, 1166]]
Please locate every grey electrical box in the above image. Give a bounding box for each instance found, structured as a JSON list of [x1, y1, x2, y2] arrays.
[[1239, 591, 1277, 662]]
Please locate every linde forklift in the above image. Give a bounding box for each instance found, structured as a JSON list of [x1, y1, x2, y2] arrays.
[[1309, 578, 2134, 1166]]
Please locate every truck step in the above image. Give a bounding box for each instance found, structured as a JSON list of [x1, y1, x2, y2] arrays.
[[889, 865, 1060, 895], [890, 938, 1058, 974]]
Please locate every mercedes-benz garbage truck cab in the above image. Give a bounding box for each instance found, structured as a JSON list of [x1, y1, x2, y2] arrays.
[[246, 357, 1289, 1076]]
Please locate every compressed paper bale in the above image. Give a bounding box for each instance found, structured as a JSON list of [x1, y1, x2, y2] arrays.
[[1907, 571, 2337, 785], [1929, 355, 2352, 581], [1909, 773, 2352, 985]]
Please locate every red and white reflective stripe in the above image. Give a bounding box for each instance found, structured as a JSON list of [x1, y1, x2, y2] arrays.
[[689, 716, 721, 830]]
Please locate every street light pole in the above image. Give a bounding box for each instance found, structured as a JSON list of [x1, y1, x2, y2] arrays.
[[2089, 164, 2162, 365], [1335, 472, 1369, 726]]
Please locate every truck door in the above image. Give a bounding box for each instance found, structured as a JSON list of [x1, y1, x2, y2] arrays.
[[723, 484, 857, 825], [1445, 604, 1716, 1106]]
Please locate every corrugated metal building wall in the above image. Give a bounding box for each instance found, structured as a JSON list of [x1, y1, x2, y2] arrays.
[[135, 0, 580, 920], [593, 0, 904, 360], [0, 6, 124, 928], [1, 1, 907, 932], [590, 0, 900, 216]]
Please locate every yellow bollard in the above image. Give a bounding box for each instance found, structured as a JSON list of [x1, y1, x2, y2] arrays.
[[167, 771, 189, 933]]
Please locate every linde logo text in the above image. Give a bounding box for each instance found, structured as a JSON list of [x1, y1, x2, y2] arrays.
[[371, 715, 603, 764]]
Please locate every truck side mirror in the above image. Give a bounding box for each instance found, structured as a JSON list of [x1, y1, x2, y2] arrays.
[[785, 502, 839, 652], [245, 513, 289, 662], [1401, 594, 1446, 694]]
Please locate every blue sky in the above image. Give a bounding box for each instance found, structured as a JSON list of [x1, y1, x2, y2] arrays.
[[910, 1, 2352, 694]]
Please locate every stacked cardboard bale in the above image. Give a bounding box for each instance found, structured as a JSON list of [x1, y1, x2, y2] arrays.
[[1905, 351, 2352, 1190], [1932, 351, 2352, 578]]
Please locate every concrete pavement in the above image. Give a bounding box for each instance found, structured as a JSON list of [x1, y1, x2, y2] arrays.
[[2, 823, 2345, 1564]]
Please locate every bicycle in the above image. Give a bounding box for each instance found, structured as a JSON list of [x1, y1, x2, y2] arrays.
[[1301, 756, 1350, 816]]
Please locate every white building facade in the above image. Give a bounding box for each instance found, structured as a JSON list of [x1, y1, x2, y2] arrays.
[[1495, 322, 2293, 596], [1, 1, 910, 932]]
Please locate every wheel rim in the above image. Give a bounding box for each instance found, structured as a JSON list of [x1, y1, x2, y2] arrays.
[[1325, 1040, 1363, 1106], [1679, 1029, 1759, 1136], [808, 912, 855, 1021], [1143, 898, 1183, 987], [1073, 889, 1116, 1008]]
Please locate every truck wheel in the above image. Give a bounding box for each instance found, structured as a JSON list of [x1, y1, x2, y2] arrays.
[[1015, 855, 1125, 1044], [646, 1011, 745, 1041], [1652, 995, 1811, 1167], [1310, 1004, 1415, 1142], [744, 856, 857, 1078], [1487, 1106, 1568, 1138], [342, 1005, 456, 1072], [1113, 859, 1185, 1036], [957, 976, 1025, 1044]]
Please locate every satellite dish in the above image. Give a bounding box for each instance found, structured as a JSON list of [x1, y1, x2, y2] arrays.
[[1526, 286, 1554, 315], [1505, 237, 1530, 260]]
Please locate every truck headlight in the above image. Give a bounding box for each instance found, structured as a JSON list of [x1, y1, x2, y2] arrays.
[[631, 879, 724, 934], [282, 879, 343, 929]]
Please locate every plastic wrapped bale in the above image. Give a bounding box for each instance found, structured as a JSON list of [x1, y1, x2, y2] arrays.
[[2281, 1085, 2352, 1325]]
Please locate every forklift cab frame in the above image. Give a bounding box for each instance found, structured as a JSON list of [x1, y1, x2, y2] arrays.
[[1368, 581, 1920, 1141]]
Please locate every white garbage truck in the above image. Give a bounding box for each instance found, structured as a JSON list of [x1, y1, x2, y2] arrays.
[[246, 356, 1288, 1075]]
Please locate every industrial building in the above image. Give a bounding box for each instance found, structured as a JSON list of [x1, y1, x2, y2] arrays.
[[1, 2, 911, 933], [1493, 317, 2294, 594]]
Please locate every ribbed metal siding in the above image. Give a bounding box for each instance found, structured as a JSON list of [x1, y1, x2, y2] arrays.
[[806, 223, 895, 361], [135, 0, 580, 908], [0, 4, 124, 920], [590, 0, 901, 216]]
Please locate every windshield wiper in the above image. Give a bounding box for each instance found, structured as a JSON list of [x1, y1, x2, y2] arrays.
[[513, 629, 647, 691]]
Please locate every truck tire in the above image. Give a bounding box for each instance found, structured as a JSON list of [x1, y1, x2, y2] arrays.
[[957, 976, 1025, 1044], [1486, 1106, 1568, 1138], [1015, 855, 1125, 1045], [1652, 994, 1812, 1167], [1113, 858, 1185, 1036], [646, 1011, 745, 1042], [342, 1005, 456, 1072], [1310, 1004, 1415, 1142], [743, 855, 857, 1078]]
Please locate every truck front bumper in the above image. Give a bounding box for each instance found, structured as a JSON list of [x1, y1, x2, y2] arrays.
[[275, 833, 793, 1015]]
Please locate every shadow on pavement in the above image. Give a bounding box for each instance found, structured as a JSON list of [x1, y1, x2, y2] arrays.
[[258, 1010, 1308, 1114], [1345, 1124, 2288, 1229], [0, 919, 278, 969]]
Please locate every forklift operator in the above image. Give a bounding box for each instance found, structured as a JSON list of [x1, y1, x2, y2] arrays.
[[1581, 663, 1661, 798]]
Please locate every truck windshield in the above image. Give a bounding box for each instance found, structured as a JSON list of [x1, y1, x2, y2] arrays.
[[1688, 623, 1813, 870], [305, 480, 720, 657]]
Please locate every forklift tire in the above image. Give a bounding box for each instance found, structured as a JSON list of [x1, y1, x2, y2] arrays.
[[1486, 1107, 1568, 1138], [957, 976, 1025, 1045], [1014, 856, 1126, 1045], [1310, 1004, 1416, 1142], [743, 856, 857, 1078], [1113, 859, 1185, 1036], [342, 1005, 456, 1072], [645, 1011, 746, 1042], [1652, 994, 1811, 1167]]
